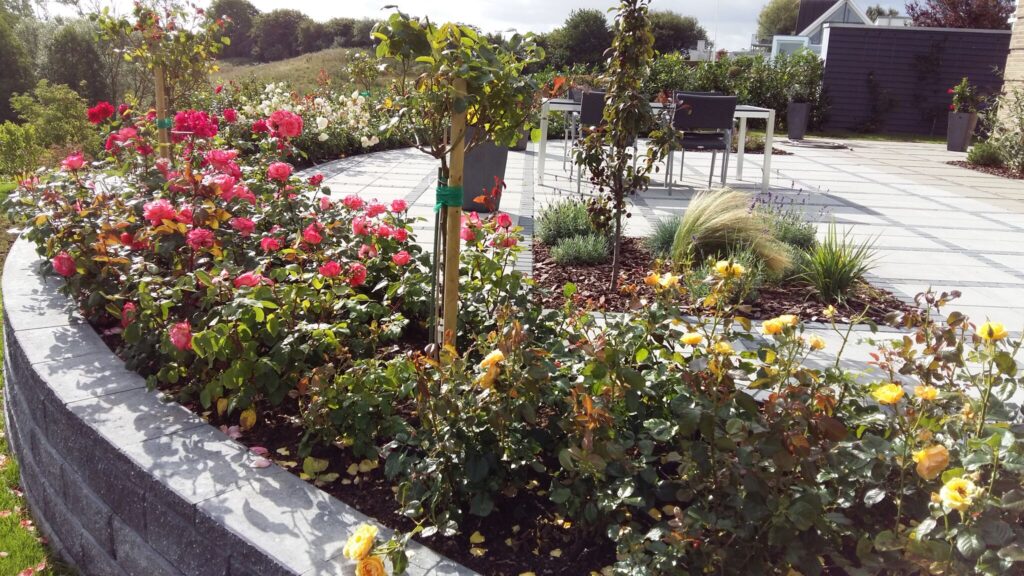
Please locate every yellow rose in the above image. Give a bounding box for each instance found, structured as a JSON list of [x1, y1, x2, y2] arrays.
[[978, 321, 1008, 341], [355, 555, 387, 576], [939, 477, 979, 512], [658, 273, 680, 290], [681, 332, 703, 346], [807, 335, 826, 351], [912, 445, 949, 480], [761, 318, 784, 335], [480, 350, 505, 369], [914, 385, 938, 401], [823, 305, 836, 319], [644, 271, 660, 287], [714, 341, 733, 354], [702, 293, 718, 308], [714, 260, 745, 279], [343, 524, 378, 561], [777, 314, 798, 326], [872, 383, 905, 405]]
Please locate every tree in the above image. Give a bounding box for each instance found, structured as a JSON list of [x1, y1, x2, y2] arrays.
[[546, 9, 612, 68], [43, 22, 109, 103], [297, 19, 329, 53], [649, 10, 708, 54], [251, 9, 308, 61], [757, 0, 799, 38], [865, 4, 901, 20], [0, 10, 34, 121], [905, 0, 1013, 28], [9, 80, 93, 152], [208, 0, 259, 59]]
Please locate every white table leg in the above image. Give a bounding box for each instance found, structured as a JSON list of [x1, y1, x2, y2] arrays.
[[537, 101, 550, 186], [736, 116, 747, 181], [762, 110, 775, 193]]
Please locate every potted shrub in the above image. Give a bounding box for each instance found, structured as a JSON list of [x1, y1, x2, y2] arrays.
[[947, 77, 981, 152], [785, 50, 823, 140], [373, 12, 542, 213]]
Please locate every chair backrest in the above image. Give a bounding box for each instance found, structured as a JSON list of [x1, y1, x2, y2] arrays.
[[579, 91, 606, 127], [672, 94, 737, 132]]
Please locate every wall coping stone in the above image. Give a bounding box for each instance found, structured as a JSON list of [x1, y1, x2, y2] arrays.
[[3, 237, 479, 576]]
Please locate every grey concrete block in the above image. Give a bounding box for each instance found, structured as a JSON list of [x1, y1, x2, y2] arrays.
[[67, 386, 205, 447], [1, 246, 81, 330], [145, 498, 229, 576], [11, 324, 108, 366], [27, 425, 65, 501], [77, 529, 128, 576], [61, 463, 114, 556], [112, 516, 184, 576], [31, 351, 146, 405]]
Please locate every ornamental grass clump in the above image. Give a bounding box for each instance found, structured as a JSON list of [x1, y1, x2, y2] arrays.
[[799, 220, 876, 302], [536, 198, 595, 246], [551, 233, 610, 265]]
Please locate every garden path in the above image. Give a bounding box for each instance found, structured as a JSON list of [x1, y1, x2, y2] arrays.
[[309, 139, 1024, 383]]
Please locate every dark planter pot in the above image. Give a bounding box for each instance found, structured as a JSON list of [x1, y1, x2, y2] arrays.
[[463, 127, 509, 213], [509, 129, 529, 151], [787, 102, 810, 140], [947, 111, 978, 152]]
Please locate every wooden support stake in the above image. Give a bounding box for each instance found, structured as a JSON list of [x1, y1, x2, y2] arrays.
[[442, 78, 468, 351], [154, 65, 171, 159]]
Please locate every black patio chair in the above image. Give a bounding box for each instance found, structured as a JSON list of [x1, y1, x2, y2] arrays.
[[667, 93, 737, 189]]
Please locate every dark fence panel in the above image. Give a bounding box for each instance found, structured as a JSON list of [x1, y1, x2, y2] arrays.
[[821, 24, 1010, 135]]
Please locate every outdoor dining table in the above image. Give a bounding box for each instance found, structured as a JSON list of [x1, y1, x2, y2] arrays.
[[535, 97, 777, 192]]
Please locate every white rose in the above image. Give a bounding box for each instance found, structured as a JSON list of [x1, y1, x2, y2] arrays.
[[316, 117, 329, 130], [318, 133, 329, 142]]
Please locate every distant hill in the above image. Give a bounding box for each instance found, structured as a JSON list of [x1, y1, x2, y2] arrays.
[[212, 48, 360, 94]]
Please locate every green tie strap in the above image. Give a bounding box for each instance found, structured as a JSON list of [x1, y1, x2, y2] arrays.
[[155, 117, 174, 130], [435, 183, 463, 212]]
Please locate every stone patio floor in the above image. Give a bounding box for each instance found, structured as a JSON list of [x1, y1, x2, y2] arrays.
[[309, 138, 1024, 378]]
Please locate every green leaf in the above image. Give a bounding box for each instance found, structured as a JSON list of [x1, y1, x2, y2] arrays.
[[302, 456, 328, 475], [1001, 489, 1024, 511], [787, 500, 817, 531], [874, 530, 903, 551], [914, 518, 937, 540], [980, 519, 1013, 546], [635, 348, 649, 363], [956, 530, 986, 559], [562, 282, 577, 299], [998, 544, 1024, 562], [942, 467, 966, 484], [864, 488, 886, 506], [550, 486, 571, 504], [643, 418, 677, 442]]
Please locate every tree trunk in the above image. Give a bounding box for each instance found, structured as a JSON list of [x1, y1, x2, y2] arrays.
[[610, 203, 622, 292]]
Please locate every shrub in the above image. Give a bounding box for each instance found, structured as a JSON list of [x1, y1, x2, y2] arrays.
[[645, 217, 680, 257], [798, 220, 876, 302], [0, 122, 42, 177], [684, 248, 765, 304], [670, 188, 792, 276], [537, 198, 595, 246], [967, 139, 1004, 167], [9, 80, 95, 155], [551, 233, 609, 265], [989, 87, 1024, 173], [755, 196, 818, 252]]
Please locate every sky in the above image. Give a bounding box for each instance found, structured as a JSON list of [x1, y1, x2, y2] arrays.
[[48, 0, 912, 52]]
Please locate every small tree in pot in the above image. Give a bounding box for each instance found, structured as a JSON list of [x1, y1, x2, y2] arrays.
[[785, 49, 822, 140], [947, 77, 981, 152]]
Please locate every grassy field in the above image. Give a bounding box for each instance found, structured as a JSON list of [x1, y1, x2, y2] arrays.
[[0, 182, 16, 197], [213, 48, 362, 94]]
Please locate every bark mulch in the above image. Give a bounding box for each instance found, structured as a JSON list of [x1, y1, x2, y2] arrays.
[[948, 160, 1024, 180]]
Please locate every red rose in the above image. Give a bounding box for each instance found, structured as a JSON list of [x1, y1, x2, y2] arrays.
[[308, 173, 324, 187], [169, 321, 193, 351], [87, 101, 115, 124], [352, 215, 371, 236], [260, 237, 283, 252], [117, 103, 131, 116], [348, 262, 367, 287], [393, 227, 408, 242], [319, 197, 332, 210], [343, 195, 365, 210], [267, 162, 292, 183], [365, 202, 387, 217], [143, 199, 177, 226], [252, 118, 269, 133], [302, 222, 322, 245], [460, 226, 476, 242], [176, 206, 194, 225], [319, 260, 341, 278], [209, 173, 237, 195], [949, 104, 956, 111], [392, 250, 411, 266], [173, 110, 219, 140], [52, 252, 76, 277], [234, 271, 269, 288], [121, 302, 137, 329], [223, 108, 238, 123], [205, 148, 239, 172], [375, 224, 393, 239], [495, 213, 513, 229], [230, 217, 255, 236], [214, 84, 223, 94], [390, 199, 408, 213], [61, 152, 85, 171], [186, 228, 215, 250], [947, 88, 955, 94], [268, 110, 303, 138], [358, 243, 378, 259]]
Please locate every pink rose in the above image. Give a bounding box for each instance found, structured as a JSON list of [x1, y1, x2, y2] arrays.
[[234, 271, 269, 288], [460, 227, 476, 242], [342, 195, 365, 210], [52, 252, 76, 277], [352, 215, 371, 236], [252, 118, 269, 133], [365, 202, 387, 218], [176, 206, 194, 225], [61, 152, 85, 171], [121, 302, 137, 328], [495, 213, 513, 229], [205, 149, 239, 172], [268, 110, 303, 138], [302, 222, 322, 245], [169, 321, 193, 351], [260, 237, 283, 252], [186, 228, 215, 250], [393, 227, 408, 242], [308, 173, 324, 187], [267, 162, 293, 183], [358, 244, 378, 259], [462, 212, 482, 228], [503, 237, 518, 248], [143, 199, 177, 226], [225, 184, 256, 205], [319, 197, 331, 211], [348, 262, 367, 287], [230, 217, 255, 236], [375, 224, 393, 239], [390, 199, 408, 213], [319, 260, 341, 278], [209, 173, 237, 194], [392, 250, 411, 266], [223, 108, 237, 123]]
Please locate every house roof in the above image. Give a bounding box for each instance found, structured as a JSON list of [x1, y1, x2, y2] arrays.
[[797, 0, 871, 36], [795, 0, 835, 34]]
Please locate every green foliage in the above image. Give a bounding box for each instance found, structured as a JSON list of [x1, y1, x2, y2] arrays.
[[544, 9, 612, 69], [648, 10, 708, 54], [43, 22, 108, 103], [950, 77, 981, 113], [0, 121, 41, 177], [798, 221, 876, 302], [9, 80, 94, 154], [551, 233, 610, 265], [537, 198, 595, 246], [968, 140, 1004, 167], [645, 216, 681, 258], [0, 10, 35, 121], [671, 188, 793, 276], [251, 9, 307, 61], [866, 4, 901, 20], [684, 248, 765, 303], [989, 87, 1024, 173], [757, 0, 799, 38], [755, 195, 818, 252], [208, 0, 259, 59]]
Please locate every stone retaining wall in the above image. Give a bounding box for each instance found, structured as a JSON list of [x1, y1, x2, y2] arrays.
[[2, 238, 475, 576]]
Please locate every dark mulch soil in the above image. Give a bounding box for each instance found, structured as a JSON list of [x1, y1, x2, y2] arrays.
[[948, 160, 1024, 180], [533, 237, 911, 326], [734, 146, 792, 156]]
